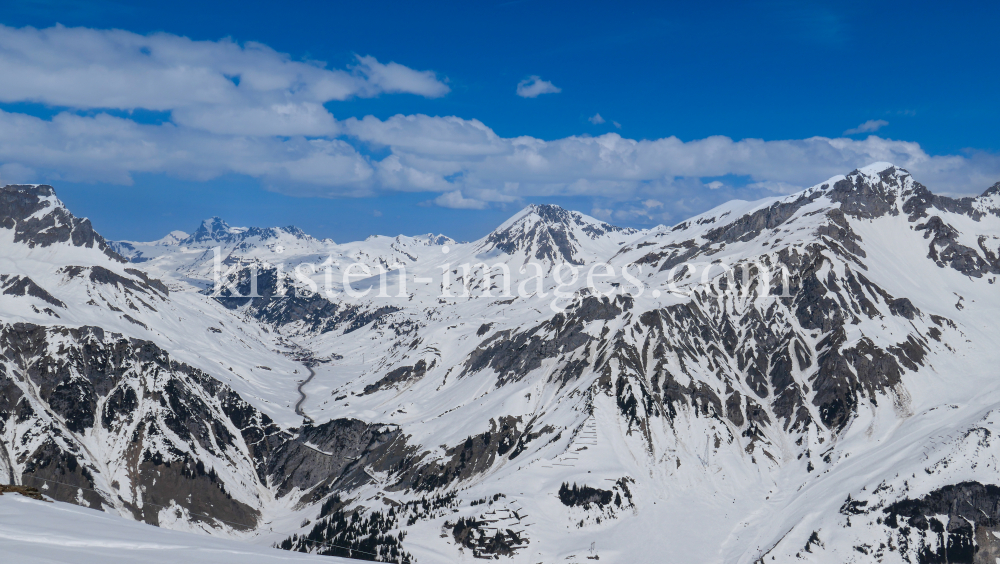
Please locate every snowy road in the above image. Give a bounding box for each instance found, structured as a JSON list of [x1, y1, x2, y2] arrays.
[[294, 363, 316, 424]]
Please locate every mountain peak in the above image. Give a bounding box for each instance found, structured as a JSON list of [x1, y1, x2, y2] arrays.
[[478, 203, 637, 264], [856, 161, 897, 176], [2, 183, 56, 199], [202, 216, 228, 228], [162, 230, 190, 244], [0, 184, 125, 262], [975, 182, 1000, 216], [407, 233, 455, 246], [525, 203, 572, 220], [185, 217, 247, 244], [503, 203, 620, 232], [821, 162, 926, 219], [847, 162, 914, 189]]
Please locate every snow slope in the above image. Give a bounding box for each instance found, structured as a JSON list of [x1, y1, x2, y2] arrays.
[[0, 493, 348, 564], [1, 163, 999, 563]]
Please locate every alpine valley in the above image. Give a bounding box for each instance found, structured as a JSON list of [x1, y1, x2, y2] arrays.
[[1, 162, 999, 564]]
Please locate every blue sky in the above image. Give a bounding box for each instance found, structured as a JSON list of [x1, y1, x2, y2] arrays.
[[1, 0, 998, 242]]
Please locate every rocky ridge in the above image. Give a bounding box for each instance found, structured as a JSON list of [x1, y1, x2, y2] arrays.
[[0, 163, 998, 563]]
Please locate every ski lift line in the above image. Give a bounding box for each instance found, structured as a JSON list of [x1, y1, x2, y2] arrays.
[[20, 475, 387, 559]]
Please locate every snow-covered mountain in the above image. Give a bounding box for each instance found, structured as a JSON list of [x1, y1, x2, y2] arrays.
[[1, 162, 999, 563], [475, 203, 642, 266], [111, 216, 456, 293]]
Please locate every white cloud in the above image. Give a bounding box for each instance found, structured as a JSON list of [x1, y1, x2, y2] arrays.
[[0, 24, 448, 137], [433, 190, 488, 209], [0, 109, 375, 192], [345, 114, 506, 158], [744, 180, 806, 195], [516, 76, 561, 98], [612, 121, 621, 129], [4, 107, 999, 213], [173, 101, 340, 137], [844, 119, 889, 135], [0, 162, 35, 185], [4, 106, 999, 212], [353, 55, 450, 98], [589, 207, 614, 220], [589, 113, 606, 125], [0, 25, 998, 224]]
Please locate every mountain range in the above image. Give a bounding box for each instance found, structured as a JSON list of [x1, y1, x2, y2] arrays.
[[1, 162, 999, 563]]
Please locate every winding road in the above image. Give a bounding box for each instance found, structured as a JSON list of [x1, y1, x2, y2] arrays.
[[294, 362, 316, 425]]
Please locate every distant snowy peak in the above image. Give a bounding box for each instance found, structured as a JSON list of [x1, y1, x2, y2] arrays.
[[130, 218, 318, 248], [156, 230, 190, 245], [408, 233, 456, 246], [975, 182, 1000, 215], [186, 216, 244, 244], [0, 184, 125, 262], [477, 203, 639, 264], [513, 204, 634, 238], [361, 233, 455, 247], [159, 217, 316, 248], [109, 217, 330, 269]]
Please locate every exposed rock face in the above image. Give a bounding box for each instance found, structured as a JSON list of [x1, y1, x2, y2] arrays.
[[210, 264, 399, 333], [1, 275, 65, 308], [478, 204, 637, 265], [2, 166, 1000, 562], [916, 216, 1000, 277], [883, 482, 1000, 564], [0, 322, 409, 532], [462, 295, 627, 387], [265, 419, 402, 498], [703, 192, 820, 244], [0, 184, 125, 262], [394, 415, 535, 492], [182, 216, 313, 246], [363, 360, 428, 394]]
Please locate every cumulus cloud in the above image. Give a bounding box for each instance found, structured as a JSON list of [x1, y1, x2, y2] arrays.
[[345, 114, 506, 158], [4, 103, 999, 211], [3, 107, 999, 218], [516, 76, 561, 98], [353, 55, 450, 98], [0, 24, 448, 137], [433, 190, 488, 209], [844, 119, 889, 135], [588, 113, 621, 129], [1, 25, 998, 226], [0, 109, 375, 192]]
